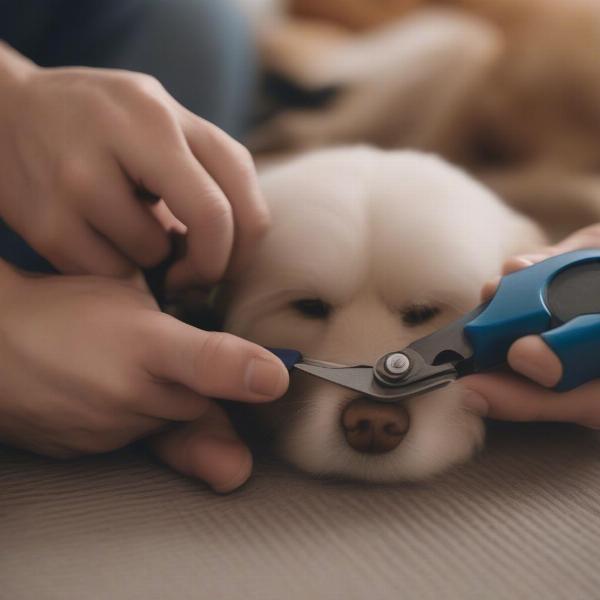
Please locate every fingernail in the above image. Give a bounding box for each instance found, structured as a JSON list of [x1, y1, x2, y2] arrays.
[[514, 256, 534, 267], [463, 391, 489, 417], [245, 358, 285, 398], [516, 253, 548, 265]]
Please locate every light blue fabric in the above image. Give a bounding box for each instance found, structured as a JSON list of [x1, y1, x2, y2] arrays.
[[0, 0, 257, 137], [96, 0, 258, 139]]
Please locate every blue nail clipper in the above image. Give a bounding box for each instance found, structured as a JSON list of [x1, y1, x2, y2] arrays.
[[270, 249, 600, 402]]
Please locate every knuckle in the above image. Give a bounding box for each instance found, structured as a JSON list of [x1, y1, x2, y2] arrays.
[[142, 95, 176, 126], [201, 193, 234, 229], [132, 72, 165, 94], [204, 123, 254, 169], [114, 73, 175, 126], [231, 141, 255, 174], [200, 119, 228, 146], [221, 137, 258, 185], [56, 155, 94, 196], [119, 72, 165, 97]]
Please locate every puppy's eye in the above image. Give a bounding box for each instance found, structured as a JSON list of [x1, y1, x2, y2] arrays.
[[291, 298, 332, 319], [401, 304, 440, 326]]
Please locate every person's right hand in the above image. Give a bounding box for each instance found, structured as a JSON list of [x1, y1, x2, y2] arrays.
[[0, 261, 288, 492], [462, 224, 600, 429], [0, 42, 268, 292]]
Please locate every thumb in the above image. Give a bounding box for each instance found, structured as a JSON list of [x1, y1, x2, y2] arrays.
[[507, 335, 563, 388], [143, 315, 289, 402], [460, 336, 564, 422]]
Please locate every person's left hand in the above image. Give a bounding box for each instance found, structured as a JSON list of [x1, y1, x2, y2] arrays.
[[462, 225, 600, 428]]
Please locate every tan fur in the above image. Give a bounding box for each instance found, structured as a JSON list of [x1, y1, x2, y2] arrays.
[[252, 0, 600, 238]]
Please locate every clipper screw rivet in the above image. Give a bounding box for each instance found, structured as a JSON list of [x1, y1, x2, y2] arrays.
[[384, 353, 411, 378]]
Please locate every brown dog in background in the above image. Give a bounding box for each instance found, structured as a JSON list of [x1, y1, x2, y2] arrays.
[[254, 0, 600, 238]]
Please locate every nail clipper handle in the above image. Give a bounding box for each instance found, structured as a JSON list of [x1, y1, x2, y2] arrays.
[[542, 314, 600, 391], [464, 249, 600, 390], [268, 348, 303, 370]]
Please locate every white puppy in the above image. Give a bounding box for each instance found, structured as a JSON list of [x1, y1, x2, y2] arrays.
[[223, 147, 544, 482]]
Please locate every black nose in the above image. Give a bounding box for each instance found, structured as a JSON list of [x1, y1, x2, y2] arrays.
[[341, 398, 410, 454]]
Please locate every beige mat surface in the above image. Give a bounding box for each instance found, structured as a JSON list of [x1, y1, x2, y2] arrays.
[[1, 423, 599, 600]]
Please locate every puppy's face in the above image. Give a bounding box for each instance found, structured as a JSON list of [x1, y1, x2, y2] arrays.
[[224, 147, 543, 482]]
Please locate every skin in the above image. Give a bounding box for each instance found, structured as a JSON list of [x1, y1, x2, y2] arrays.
[[0, 42, 289, 492], [462, 224, 600, 429]]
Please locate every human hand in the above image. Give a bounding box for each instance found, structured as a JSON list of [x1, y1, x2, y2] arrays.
[[462, 225, 600, 428], [0, 262, 288, 491], [0, 43, 268, 291]]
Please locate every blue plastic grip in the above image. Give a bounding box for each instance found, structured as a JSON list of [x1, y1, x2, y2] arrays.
[[268, 348, 303, 370], [464, 249, 600, 389], [542, 314, 600, 391]]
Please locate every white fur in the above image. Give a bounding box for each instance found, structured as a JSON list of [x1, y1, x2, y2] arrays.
[[224, 147, 544, 481]]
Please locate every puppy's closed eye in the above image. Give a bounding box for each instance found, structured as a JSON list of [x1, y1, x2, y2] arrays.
[[291, 298, 332, 319], [400, 304, 440, 326]]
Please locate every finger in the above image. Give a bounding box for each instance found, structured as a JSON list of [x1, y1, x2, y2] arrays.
[[462, 372, 600, 427], [116, 126, 234, 288], [554, 224, 600, 253], [481, 275, 501, 301], [181, 114, 271, 276], [32, 212, 137, 277], [149, 401, 253, 493], [150, 199, 187, 235], [143, 315, 289, 402], [507, 335, 563, 387], [481, 252, 555, 301], [501, 255, 537, 275], [83, 160, 171, 268]]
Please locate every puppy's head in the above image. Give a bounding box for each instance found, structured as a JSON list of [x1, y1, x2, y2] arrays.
[[224, 146, 544, 482]]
